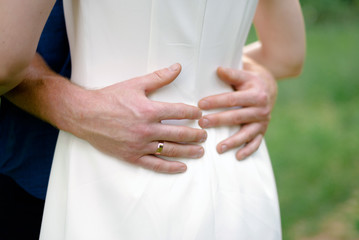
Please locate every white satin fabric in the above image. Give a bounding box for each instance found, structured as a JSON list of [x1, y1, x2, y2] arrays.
[[40, 0, 282, 239]]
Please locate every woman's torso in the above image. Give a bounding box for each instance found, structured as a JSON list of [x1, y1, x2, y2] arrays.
[[65, 0, 257, 104]]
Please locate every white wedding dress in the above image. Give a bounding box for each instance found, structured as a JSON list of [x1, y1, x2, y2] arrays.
[[40, 0, 281, 239]]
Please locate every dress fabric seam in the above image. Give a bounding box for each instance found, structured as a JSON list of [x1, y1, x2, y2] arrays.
[[146, 0, 155, 74], [192, 1, 219, 238]]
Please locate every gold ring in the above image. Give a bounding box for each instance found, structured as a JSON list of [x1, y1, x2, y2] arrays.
[[155, 141, 164, 155]]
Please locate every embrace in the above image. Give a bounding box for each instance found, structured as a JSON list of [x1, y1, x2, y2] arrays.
[[0, 0, 305, 239]]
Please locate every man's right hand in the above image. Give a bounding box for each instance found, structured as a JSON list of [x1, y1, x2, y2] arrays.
[[67, 63, 206, 173], [6, 57, 206, 174]]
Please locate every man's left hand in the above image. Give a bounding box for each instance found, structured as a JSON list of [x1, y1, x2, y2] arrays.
[[198, 57, 277, 160]]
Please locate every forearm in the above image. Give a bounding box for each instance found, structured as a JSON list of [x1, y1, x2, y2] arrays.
[[243, 41, 302, 80], [0, 70, 26, 95], [244, 0, 306, 80], [6, 56, 207, 173], [4, 54, 87, 135], [0, 0, 56, 95]]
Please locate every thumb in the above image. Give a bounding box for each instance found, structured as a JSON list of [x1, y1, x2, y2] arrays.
[[141, 63, 182, 95], [217, 66, 249, 87]]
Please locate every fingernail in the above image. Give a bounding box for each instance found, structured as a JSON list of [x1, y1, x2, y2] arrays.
[[178, 165, 187, 172], [220, 145, 228, 153], [201, 118, 210, 128], [236, 153, 243, 161], [195, 148, 204, 158], [200, 132, 208, 142], [199, 100, 209, 109], [169, 63, 180, 71]]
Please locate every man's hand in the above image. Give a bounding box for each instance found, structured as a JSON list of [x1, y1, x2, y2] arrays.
[[70, 64, 207, 173], [198, 57, 277, 160], [6, 57, 207, 173]]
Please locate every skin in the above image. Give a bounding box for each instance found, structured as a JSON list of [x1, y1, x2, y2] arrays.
[[6, 57, 206, 173], [198, 0, 305, 159], [245, 0, 306, 79], [199, 57, 278, 160], [0, 0, 56, 94], [1, 0, 305, 171]]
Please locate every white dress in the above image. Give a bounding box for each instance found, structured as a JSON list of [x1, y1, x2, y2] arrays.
[[40, 0, 281, 239]]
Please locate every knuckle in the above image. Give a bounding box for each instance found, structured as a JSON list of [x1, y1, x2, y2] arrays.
[[244, 71, 257, 81], [176, 104, 189, 118], [265, 111, 272, 120], [259, 107, 271, 118], [242, 131, 251, 142], [136, 124, 153, 139], [152, 69, 166, 82], [260, 121, 270, 131], [166, 145, 178, 157], [151, 162, 163, 172], [257, 92, 269, 106], [170, 104, 187, 119], [233, 114, 242, 125], [140, 104, 156, 118], [227, 94, 238, 107], [128, 142, 145, 154], [264, 119, 270, 127], [185, 105, 201, 119], [251, 72, 261, 80], [229, 69, 237, 79], [252, 142, 261, 151], [130, 157, 141, 165], [177, 128, 189, 141], [246, 69, 256, 77]]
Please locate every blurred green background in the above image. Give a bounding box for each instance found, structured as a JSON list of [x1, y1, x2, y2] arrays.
[[247, 0, 359, 239]]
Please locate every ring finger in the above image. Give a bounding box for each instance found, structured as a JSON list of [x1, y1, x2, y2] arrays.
[[148, 141, 204, 159]]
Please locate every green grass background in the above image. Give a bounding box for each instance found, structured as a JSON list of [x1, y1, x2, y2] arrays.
[[246, 2, 359, 239]]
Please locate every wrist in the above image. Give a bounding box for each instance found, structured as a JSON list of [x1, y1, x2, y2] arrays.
[[51, 82, 92, 138], [242, 55, 276, 82]]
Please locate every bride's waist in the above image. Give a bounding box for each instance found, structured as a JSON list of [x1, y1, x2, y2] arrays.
[[71, 75, 234, 104]]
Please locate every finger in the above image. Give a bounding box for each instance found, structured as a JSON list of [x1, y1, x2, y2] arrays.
[[153, 101, 202, 120], [216, 123, 263, 154], [198, 90, 257, 110], [137, 63, 182, 94], [147, 141, 204, 158], [152, 124, 207, 143], [235, 134, 263, 160], [217, 66, 253, 86], [199, 108, 268, 128], [136, 155, 187, 173]]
